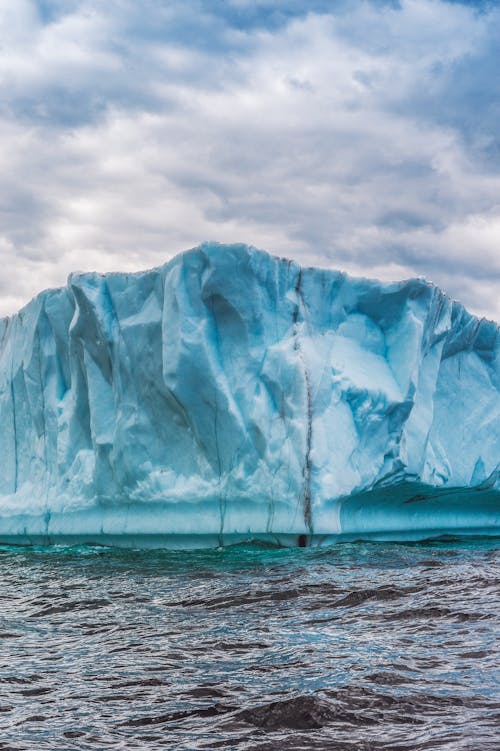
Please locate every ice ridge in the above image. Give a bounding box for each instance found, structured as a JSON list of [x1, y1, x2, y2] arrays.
[[0, 242, 498, 547]]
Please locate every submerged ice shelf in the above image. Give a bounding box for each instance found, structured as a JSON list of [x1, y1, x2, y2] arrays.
[[0, 243, 498, 547]]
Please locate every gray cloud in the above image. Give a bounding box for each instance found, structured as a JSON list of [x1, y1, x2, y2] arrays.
[[0, 0, 499, 321]]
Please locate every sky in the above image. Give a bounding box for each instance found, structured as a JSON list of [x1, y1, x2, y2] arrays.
[[0, 0, 499, 321]]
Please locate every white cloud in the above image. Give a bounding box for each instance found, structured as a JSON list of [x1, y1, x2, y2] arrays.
[[0, 0, 499, 322]]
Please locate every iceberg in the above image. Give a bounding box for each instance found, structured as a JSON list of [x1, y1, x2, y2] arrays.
[[0, 243, 498, 547]]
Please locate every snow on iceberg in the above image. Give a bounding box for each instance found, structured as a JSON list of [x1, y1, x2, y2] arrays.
[[0, 243, 498, 547]]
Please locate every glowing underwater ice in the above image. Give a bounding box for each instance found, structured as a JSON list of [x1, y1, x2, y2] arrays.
[[0, 243, 498, 547]]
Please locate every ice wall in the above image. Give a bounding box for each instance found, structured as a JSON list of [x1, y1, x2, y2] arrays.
[[0, 243, 498, 546]]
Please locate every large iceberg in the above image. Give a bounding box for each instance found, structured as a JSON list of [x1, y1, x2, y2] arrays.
[[0, 243, 498, 547]]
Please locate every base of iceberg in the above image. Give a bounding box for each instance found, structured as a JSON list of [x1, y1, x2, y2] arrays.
[[0, 242, 498, 547], [0, 481, 498, 548]]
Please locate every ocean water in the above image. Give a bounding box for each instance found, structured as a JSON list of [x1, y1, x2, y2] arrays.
[[0, 539, 499, 750]]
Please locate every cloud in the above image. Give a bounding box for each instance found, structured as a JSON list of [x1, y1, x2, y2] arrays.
[[0, 0, 499, 321]]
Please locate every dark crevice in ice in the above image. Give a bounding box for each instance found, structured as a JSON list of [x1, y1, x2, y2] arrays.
[[293, 269, 313, 534]]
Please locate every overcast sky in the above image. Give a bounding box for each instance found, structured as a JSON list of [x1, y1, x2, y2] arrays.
[[1, 0, 499, 320]]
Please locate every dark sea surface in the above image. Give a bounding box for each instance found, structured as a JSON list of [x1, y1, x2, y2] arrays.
[[0, 539, 499, 751]]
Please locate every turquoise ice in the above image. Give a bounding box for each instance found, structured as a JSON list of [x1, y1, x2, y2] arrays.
[[0, 243, 498, 547]]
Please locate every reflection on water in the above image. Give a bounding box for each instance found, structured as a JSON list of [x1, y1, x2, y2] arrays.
[[0, 538, 499, 750]]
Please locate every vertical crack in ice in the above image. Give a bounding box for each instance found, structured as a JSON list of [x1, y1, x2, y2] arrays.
[[213, 382, 226, 546], [10, 378, 18, 494], [207, 294, 226, 546], [36, 321, 49, 503], [303, 365, 313, 534], [293, 270, 313, 534]]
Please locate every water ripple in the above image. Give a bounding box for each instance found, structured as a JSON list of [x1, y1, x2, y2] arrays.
[[0, 538, 498, 749]]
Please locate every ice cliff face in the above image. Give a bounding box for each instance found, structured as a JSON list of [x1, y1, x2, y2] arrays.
[[0, 243, 498, 547]]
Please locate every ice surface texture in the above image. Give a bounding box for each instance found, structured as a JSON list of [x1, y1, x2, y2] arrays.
[[0, 243, 498, 547]]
